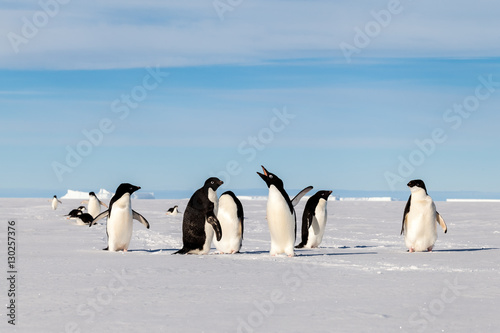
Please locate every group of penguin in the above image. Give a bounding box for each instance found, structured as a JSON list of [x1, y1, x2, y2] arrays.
[[54, 165, 448, 256]]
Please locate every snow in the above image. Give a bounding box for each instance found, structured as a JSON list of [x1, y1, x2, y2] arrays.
[[1, 198, 499, 333], [61, 189, 154, 200]]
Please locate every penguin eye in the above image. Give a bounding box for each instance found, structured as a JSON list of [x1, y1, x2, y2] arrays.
[[269, 175, 273, 179], [211, 181, 214, 184]]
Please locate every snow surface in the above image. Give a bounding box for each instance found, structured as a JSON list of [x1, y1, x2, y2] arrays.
[[1, 198, 499, 333]]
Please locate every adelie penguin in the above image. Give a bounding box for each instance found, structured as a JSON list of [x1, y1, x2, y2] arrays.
[[257, 166, 312, 257], [401, 179, 447, 252], [296, 190, 332, 249], [51, 195, 62, 210], [166, 205, 181, 216], [81, 192, 108, 218], [214, 191, 244, 254], [65, 206, 86, 219], [174, 177, 223, 255], [90, 183, 150, 252]]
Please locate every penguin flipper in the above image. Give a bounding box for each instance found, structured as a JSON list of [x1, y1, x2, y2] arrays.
[[90, 210, 109, 227], [401, 195, 411, 235], [81, 200, 89, 204], [291, 186, 314, 207], [207, 214, 222, 242], [436, 212, 447, 233], [132, 210, 150, 229], [99, 200, 109, 208]]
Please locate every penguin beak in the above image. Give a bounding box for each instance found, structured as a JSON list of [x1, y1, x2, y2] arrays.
[[261, 165, 269, 176]]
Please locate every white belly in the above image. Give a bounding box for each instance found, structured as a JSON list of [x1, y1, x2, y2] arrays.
[[405, 200, 438, 252], [304, 203, 327, 248], [51, 198, 58, 210], [214, 196, 242, 254], [88, 197, 101, 218], [107, 195, 133, 252], [267, 186, 295, 256]]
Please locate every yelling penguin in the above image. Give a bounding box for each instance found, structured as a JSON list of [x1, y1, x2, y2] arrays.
[[174, 177, 223, 255], [52, 195, 62, 210], [296, 190, 332, 249], [214, 191, 244, 254], [82, 192, 108, 218], [257, 166, 312, 257], [90, 183, 150, 252], [401, 179, 447, 252]]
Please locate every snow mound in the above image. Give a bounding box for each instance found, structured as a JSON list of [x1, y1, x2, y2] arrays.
[[446, 199, 500, 203], [61, 189, 154, 200], [339, 197, 393, 202]]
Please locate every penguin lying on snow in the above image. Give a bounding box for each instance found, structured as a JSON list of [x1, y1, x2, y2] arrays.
[[257, 166, 312, 257], [65, 206, 86, 219], [214, 191, 244, 254], [166, 205, 181, 216], [90, 183, 150, 252], [296, 190, 332, 249], [174, 177, 223, 255], [401, 179, 447, 252]]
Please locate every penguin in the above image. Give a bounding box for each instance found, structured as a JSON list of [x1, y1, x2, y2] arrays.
[[81, 192, 108, 218], [75, 212, 95, 226], [401, 179, 448, 252], [257, 166, 313, 257], [296, 190, 333, 249], [90, 183, 150, 252], [174, 177, 223, 255], [166, 205, 181, 216], [214, 191, 244, 254], [65, 206, 86, 219], [51, 195, 62, 210]]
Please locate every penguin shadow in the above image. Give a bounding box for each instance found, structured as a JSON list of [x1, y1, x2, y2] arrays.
[[127, 248, 178, 254], [432, 247, 499, 253], [295, 251, 378, 257]]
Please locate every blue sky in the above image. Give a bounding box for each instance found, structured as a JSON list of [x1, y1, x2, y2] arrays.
[[1, 0, 500, 197]]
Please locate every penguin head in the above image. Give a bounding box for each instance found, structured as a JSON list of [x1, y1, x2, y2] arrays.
[[53, 195, 57, 198], [317, 190, 333, 200], [407, 179, 427, 194], [89, 191, 96, 197], [115, 183, 141, 197], [257, 166, 284, 189], [78, 206, 86, 211], [204, 177, 224, 191]]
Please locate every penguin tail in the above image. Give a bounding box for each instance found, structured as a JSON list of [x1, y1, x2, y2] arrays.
[[172, 248, 189, 255], [295, 243, 305, 249], [102, 247, 109, 251]]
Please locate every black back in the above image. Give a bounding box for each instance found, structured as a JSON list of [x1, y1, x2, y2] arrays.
[[175, 178, 223, 254], [296, 190, 332, 248]]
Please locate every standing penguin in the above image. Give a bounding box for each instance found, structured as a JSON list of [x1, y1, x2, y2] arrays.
[[214, 191, 244, 254], [401, 179, 447, 252], [166, 205, 181, 216], [90, 183, 150, 252], [174, 177, 223, 255], [82, 192, 108, 218], [51, 195, 62, 210], [296, 190, 332, 249], [257, 166, 312, 257]]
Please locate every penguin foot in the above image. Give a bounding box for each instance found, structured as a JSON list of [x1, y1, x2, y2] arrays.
[[409, 248, 415, 253], [427, 247, 433, 252]]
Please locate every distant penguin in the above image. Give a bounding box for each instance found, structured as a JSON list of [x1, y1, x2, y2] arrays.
[[52, 195, 62, 210], [296, 190, 332, 249], [174, 177, 223, 255], [65, 206, 86, 219], [91, 183, 150, 252], [166, 205, 181, 216], [257, 166, 312, 257], [214, 191, 244, 254], [401, 179, 448, 252], [82, 192, 108, 218]]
